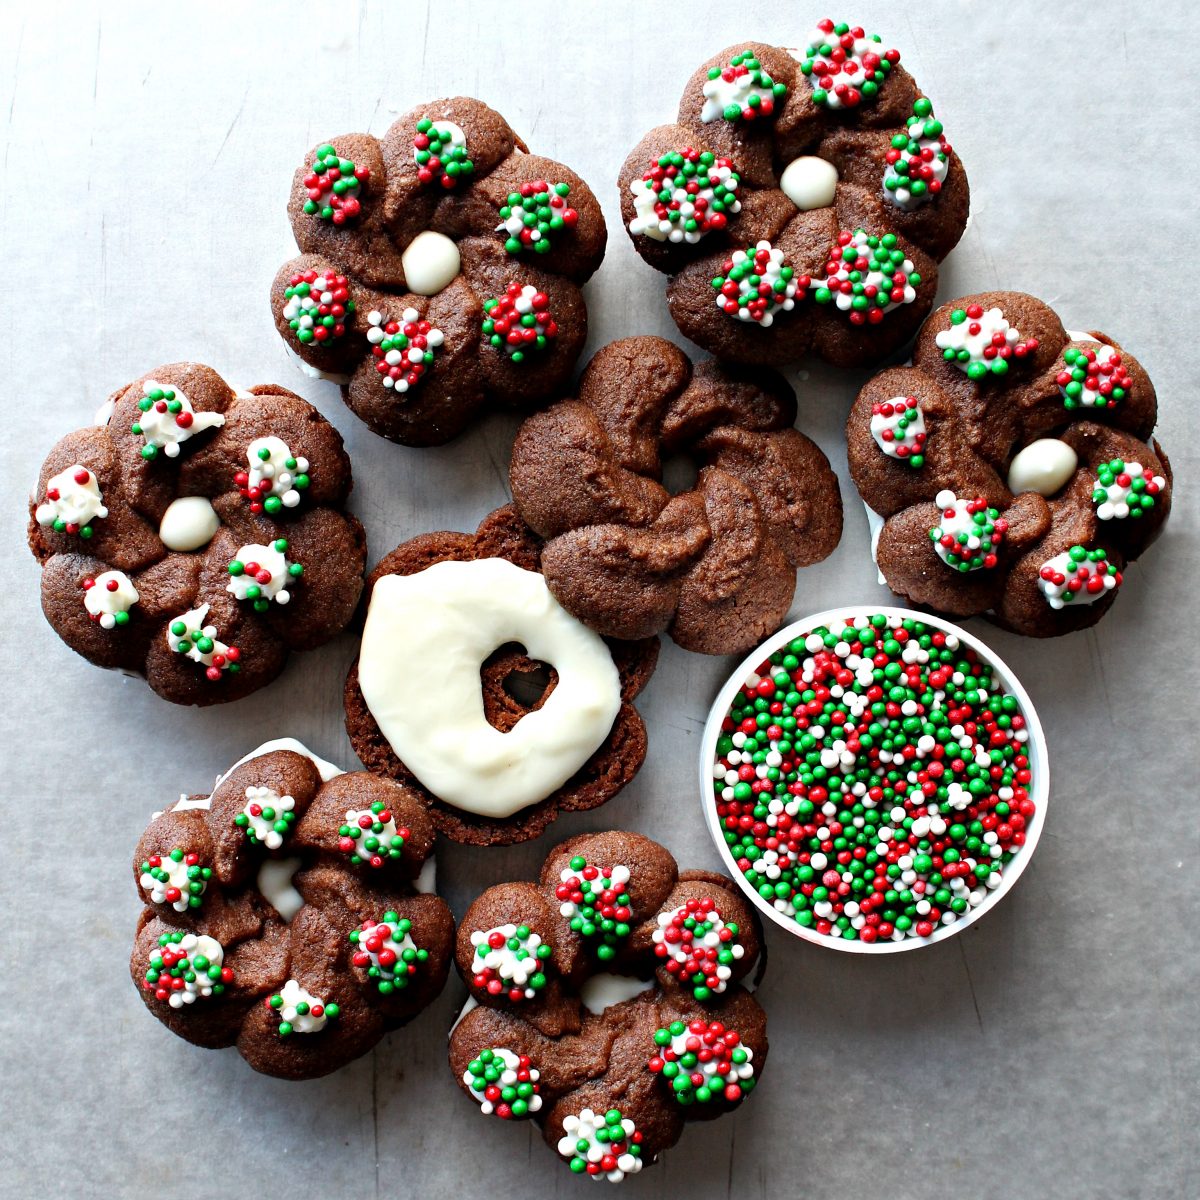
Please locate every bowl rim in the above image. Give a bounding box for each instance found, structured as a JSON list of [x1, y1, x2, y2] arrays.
[[698, 605, 1049, 955]]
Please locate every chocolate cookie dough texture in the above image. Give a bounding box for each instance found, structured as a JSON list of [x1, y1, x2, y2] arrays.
[[131, 741, 454, 1080], [847, 291, 1172, 636], [344, 506, 657, 845], [510, 337, 842, 655], [448, 831, 767, 1182], [271, 97, 607, 445], [620, 24, 969, 368], [29, 364, 366, 705]]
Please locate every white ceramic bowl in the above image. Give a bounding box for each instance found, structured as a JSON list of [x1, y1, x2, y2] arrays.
[[699, 606, 1049, 955]]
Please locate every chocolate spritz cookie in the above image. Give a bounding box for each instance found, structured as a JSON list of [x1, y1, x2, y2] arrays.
[[131, 740, 454, 1080], [510, 336, 842, 655], [847, 292, 1172, 636], [448, 831, 766, 1182], [29, 364, 366, 705], [344, 506, 657, 845], [619, 24, 968, 367], [271, 97, 607, 446]]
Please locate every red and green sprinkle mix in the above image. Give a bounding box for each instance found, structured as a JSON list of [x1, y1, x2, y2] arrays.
[[628, 148, 741, 244], [799, 20, 899, 109], [143, 931, 232, 1006], [139, 848, 211, 912], [929, 491, 1006, 572], [1038, 546, 1121, 610], [413, 118, 474, 188], [482, 283, 557, 362], [265, 981, 339, 1036], [496, 180, 577, 255], [1057, 344, 1132, 410], [935, 305, 1039, 379], [652, 897, 744, 1000], [227, 539, 302, 613], [338, 802, 409, 868], [469, 923, 552, 1002], [713, 240, 803, 326], [350, 912, 429, 993], [367, 307, 445, 393], [1093, 459, 1164, 521], [303, 145, 368, 224], [649, 1018, 755, 1105], [701, 50, 788, 123], [710, 613, 1036, 944], [883, 98, 950, 210], [555, 858, 633, 961], [283, 269, 354, 345], [464, 1048, 543, 1118], [811, 229, 920, 325]]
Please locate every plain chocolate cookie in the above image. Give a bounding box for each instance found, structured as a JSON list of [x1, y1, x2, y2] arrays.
[[29, 364, 366, 705], [620, 27, 968, 368], [344, 506, 658, 845], [448, 831, 767, 1182], [271, 97, 607, 446], [131, 742, 454, 1080], [510, 336, 842, 655], [847, 291, 1172, 636]]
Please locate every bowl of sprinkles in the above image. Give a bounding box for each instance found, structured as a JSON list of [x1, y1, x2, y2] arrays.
[[701, 608, 1047, 953]]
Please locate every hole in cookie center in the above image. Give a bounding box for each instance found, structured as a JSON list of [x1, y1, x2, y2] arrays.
[[481, 643, 558, 731], [661, 453, 699, 496]]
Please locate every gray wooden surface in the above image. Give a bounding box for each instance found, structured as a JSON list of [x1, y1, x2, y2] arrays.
[[1, 2, 1196, 1197]]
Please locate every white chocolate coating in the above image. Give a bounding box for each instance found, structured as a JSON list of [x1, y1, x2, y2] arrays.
[[159, 496, 220, 551], [401, 230, 460, 296], [83, 570, 139, 628], [257, 857, 304, 921], [358, 559, 621, 819], [36, 465, 108, 530]]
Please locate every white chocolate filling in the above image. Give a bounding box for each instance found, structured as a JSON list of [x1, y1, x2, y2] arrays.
[[358, 559, 622, 819]]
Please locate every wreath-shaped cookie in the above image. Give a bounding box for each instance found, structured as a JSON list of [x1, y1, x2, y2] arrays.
[[847, 291, 1173, 636], [509, 336, 842, 655], [619, 26, 968, 368], [270, 97, 607, 446], [344, 506, 657, 845], [131, 740, 454, 1080], [28, 364, 366, 705], [448, 831, 767, 1182]]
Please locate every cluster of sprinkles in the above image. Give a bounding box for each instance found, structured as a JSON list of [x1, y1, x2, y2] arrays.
[[413, 118, 474, 188], [282, 269, 354, 345], [1038, 546, 1121, 609], [936, 306, 1039, 379], [870, 397, 926, 467], [797, 20, 899, 109], [710, 613, 1036, 943], [144, 931, 232, 1006], [338, 802, 408, 867], [469, 924, 552, 1002], [557, 1108, 643, 1182], [36, 465, 108, 537], [883, 98, 950, 210], [463, 1048, 542, 1119], [235, 784, 296, 849], [132, 383, 225, 460], [496, 180, 577, 255], [628, 148, 741, 245], [482, 283, 557, 362], [713, 240, 801, 326], [1093, 460, 1165, 520], [227, 539, 302, 611], [929, 491, 1006, 572], [811, 229, 920, 325], [652, 898, 744, 1000], [237, 437, 310, 513], [555, 859, 633, 960], [266, 980, 338, 1036], [83, 570, 139, 628], [350, 912, 429, 993], [367, 308, 444, 393], [701, 49, 788, 123], [167, 604, 241, 680], [303, 145, 368, 224], [1057, 343, 1131, 409], [649, 1019, 755, 1105], [140, 848, 211, 913]]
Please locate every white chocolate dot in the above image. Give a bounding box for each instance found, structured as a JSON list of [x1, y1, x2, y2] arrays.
[[779, 157, 838, 211], [159, 496, 220, 551], [1007, 439, 1079, 497], [401, 230, 461, 296]]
